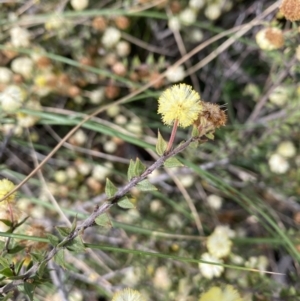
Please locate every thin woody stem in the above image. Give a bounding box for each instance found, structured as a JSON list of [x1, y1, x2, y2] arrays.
[[166, 119, 179, 153]]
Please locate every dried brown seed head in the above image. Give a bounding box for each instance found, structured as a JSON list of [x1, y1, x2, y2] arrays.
[[280, 0, 300, 21]]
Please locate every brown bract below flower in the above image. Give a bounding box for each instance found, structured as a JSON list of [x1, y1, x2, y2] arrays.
[[280, 0, 300, 21], [193, 102, 227, 133]]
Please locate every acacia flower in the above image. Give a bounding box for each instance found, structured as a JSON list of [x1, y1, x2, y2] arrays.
[[280, 0, 300, 21], [157, 84, 202, 128], [199, 285, 243, 301], [0, 179, 16, 204], [255, 28, 284, 51], [207, 230, 232, 259], [268, 153, 290, 174], [112, 288, 145, 301], [199, 252, 224, 279]]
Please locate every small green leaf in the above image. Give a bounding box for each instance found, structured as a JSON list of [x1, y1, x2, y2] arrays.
[[7, 245, 25, 254], [118, 197, 135, 209], [156, 130, 168, 156], [0, 267, 14, 277], [37, 261, 47, 278], [205, 132, 214, 140], [30, 252, 44, 263], [192, 125, 200, 137], [71, 216, 77, 232], [164, 157, 184, 168], [0, 291, 13, 301], [54, 249, 65, 269], [0, 257, 10, 268], [24, 281, 35, 301], [95, 213, 112, 229], [127, 159, 136, 180], [47, 233, 59, 247], [136, 179, 157, 191], [0, 219, 12, 227], [105, 178, 118, 198], [15, 259, 26, 276], [189, 141, 199, 149], [56, 226, 70, 238], [134, 158, 146, 176], [66, 237, 85, 253]]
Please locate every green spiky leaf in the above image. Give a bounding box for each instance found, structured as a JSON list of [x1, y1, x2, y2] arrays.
[[24, 282, 35, 301], [56, 226, 70, 238], [134, 158, 146, 176], [0, 267, 14, 277], [164, 157, 184, 168], [47, 233, 59, 247], [118, 197, 135, 209], [95, 213, 112, 229], [136, 179, 157, 191], [156, 130, 168, 156], [105, 178, 118, 198], [54, 249, 65, 269], [127, 159, 136, 181], [66, 237, 85, 253], [205, 132, 214, 140]]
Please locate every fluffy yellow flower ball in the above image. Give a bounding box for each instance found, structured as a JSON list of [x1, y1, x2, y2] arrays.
[[158, 83, 202, 128], [0, 179, 16, 203]]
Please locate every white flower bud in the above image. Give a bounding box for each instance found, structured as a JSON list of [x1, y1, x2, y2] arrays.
[[114, 114, 127, 125], [168, 16, 181, 31], [199, 253, 224, 279], [153, 266, 171, 290], [276, 141, 297, 158], [207, 231, 232, 258], [178, 174, 194, 187], [89, 88, 105, 104], [66, 166, 78, 179], [126, 122, 142, 135], [0, 67, 13, 84], [188, 28, 204, 42], [17, 100, 41, 128], [205, 4, 221, 20], [179, 8, 197, 26], [269, 86, 289, 106], [189, 0, 205, 10], [268, 153, 290, 174], [72, 129, 87, 146], [77, 162, 92, 176], [70, 0, 89, 11], [2, 123, 23, 136], [107, 105, 120, 117], [11, 57, 34, 79], [116, 41, 131, 57], [0, 85, 26, 112], [10, 27, 30, 47], [54, 170, 68, 184], [45, 14, 64, 31], [166, 65, 185, 83], [207, 194, 223, 210], [92, 163, 112, 181], [103, 140, 117, 153], [101, 27, 121, 48]]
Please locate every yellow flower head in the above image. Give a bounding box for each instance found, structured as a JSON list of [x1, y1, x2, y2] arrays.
[[0, 179, 16, 203], [158, 84, 202, 128], [112, 288, 145, 301], [199, 285, 243, 301]]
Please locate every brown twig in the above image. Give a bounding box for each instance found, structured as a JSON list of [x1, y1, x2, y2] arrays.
[[0, 135, 199, 294]]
